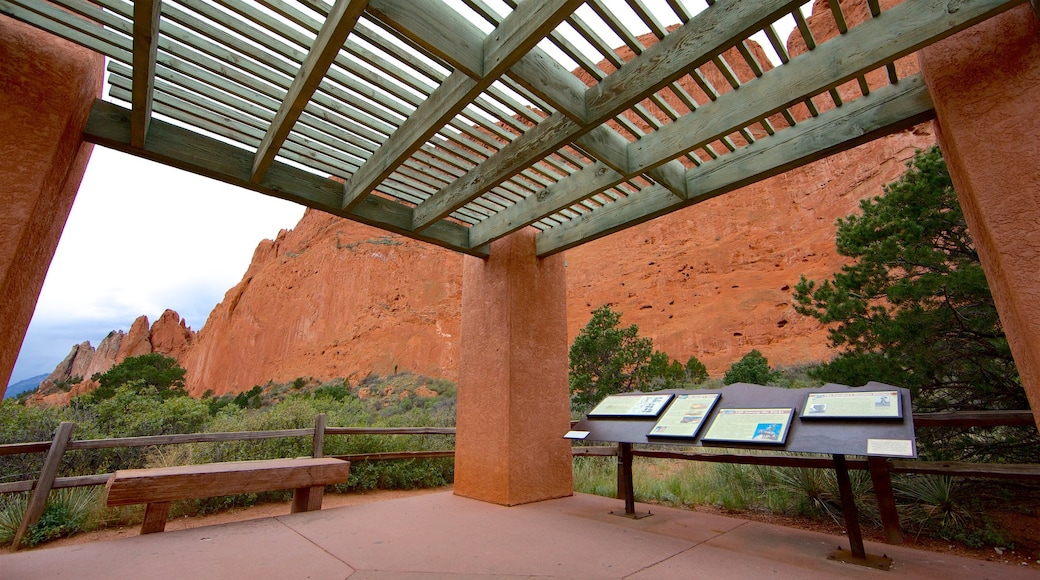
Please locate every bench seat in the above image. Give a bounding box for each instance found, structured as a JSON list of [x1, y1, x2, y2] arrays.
[[106, 457, 351, 534]]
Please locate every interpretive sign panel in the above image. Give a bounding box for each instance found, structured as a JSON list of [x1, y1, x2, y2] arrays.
[[800, 390, 902, 420], [588, 393, 674, 418], [702, 408, 794, 445], [647, 393, 720, 439]]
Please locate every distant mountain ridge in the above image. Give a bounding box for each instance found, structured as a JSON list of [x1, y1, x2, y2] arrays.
[[5, 374, 47, 399]]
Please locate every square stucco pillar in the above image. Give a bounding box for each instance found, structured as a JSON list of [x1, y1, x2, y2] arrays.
[[455, 228, 574, 505], [0, 16, 103, 397], [918, 6, 1040, 429]]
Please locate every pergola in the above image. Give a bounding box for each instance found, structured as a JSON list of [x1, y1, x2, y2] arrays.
[[3, 0, 1020, 255], [2, 0, 1038, 505]]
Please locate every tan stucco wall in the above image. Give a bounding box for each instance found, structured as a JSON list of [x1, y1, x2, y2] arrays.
[[0, 15, 103, 396], [918, 6, 1040, 429], [455, 229, 574, 505]]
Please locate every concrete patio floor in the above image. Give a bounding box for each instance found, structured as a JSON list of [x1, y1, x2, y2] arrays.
[[2, 492, 1033, 579]]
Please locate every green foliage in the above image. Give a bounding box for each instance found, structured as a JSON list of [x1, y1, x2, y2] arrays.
[[684, 355, 709, 384], [791, 147, 1033, 460], [0, 488, 101, 547], [89, 354, 187, 402], [569, 306, 655, 412], [722, 350, 777, 385], [0, 401, 69, 484], [895, 474, 972, 532], [568, 305, 689, 412]]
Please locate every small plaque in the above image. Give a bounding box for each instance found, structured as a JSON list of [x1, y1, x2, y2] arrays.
[[800, 390, 902, 420], [588, 393, 674, 418], [702, 408, 794, 445], [647, 393, 720, 439], [867, 438, 915, 457], [564, 430, 591, 440]]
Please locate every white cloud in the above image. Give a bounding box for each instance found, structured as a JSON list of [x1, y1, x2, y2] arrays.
[[9, 147, 304, 385]]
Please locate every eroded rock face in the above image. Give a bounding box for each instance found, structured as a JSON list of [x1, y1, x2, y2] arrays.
[[179, 210, 463, 396], [29, 311, 196, 404]]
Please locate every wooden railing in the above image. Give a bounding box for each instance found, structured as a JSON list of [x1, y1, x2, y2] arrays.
[[0, 415, 456, 548], [1, 410, 1035, 549]]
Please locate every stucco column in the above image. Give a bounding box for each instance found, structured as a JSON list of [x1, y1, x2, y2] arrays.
[[455, 228, 573, 505], [918, 6, 1040, 429], [0, 16, 103, 397]]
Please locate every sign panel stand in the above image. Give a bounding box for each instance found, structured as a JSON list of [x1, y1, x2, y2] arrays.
[[573, 382, 915, 569]]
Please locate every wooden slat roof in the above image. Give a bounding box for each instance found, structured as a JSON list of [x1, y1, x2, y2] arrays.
[[3, 0, 1025, 257]]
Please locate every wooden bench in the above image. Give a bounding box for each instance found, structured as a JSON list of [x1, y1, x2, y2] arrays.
[[105, 457, 351, 534]]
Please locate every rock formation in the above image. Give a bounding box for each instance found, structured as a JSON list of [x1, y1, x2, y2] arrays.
[[32, 310, 195, 403]]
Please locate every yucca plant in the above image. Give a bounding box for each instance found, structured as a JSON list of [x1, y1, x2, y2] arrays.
[[0, 488, 102, 547], [895, 474, 972, 533]]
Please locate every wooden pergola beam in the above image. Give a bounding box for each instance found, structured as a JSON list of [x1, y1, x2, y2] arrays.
[[410, 0, 803, 232], [481, 0, 1018, 251], [627, 0, 1023, 174], [341, 0, 583, 212], [130, 0, 160, 148], [250, 0, 367, 183], [85, 99, 483, 256], [535, 75, 935, 256]]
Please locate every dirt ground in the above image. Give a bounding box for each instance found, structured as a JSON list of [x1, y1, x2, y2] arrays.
[[4, 485, 1037, 571]]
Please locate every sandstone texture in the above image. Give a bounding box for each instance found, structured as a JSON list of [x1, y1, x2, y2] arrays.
[[35, 0, 940, 399]]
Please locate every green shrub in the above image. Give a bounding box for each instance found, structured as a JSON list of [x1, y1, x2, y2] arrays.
[[0, 488, 101, 547], [723, 350, 778, 385]]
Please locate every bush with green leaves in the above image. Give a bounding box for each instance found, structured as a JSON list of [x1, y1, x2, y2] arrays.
[[88, 353, 187, 402], [0, 488, 101, 547], [722, 350, 777, 385], [568, 305, 689, 412]]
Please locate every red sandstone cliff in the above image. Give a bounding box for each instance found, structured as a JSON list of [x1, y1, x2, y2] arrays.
[[36, 0, 939, 399], [178, 213, 462, 396]]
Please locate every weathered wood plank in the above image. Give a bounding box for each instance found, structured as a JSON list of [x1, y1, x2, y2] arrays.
[[84, 100, 483, 256], [571, 446, 618, 457], [868, 456, 903, 545], [67, 427, 315, 450], [105, 458, 351, 506], [342, 0, 582, 212], [140, 501, 170, 534], [913, 409, 1037, 428], [11, 423, 75, 550], [331, 451, 455, 462], [585, 0, 802, 123], [322, 427, 456, 436], [0, 474, 111, 495], [251, 0, 366, 182], [889, 460, 1040, 480], [365, 0, 483, 78], [130, 0, 160, 148], [0, 0, 131, 61], [628, 0, 1022, 173], [412, 0, 801, 232], [536, 76, 934, 256]]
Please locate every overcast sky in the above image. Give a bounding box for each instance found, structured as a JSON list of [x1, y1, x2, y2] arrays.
[[8, 148, 305, 386]]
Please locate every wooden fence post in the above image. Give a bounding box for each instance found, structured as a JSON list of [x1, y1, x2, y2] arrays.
[[868, 456, 904, 544], [312, 413, 326, 458], [292, 414, 327, 513], [12, 422, 75, 550]]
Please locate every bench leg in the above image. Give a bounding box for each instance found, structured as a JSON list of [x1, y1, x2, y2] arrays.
[[141, 502, 171, 534], [291, 486, 324, 513]]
